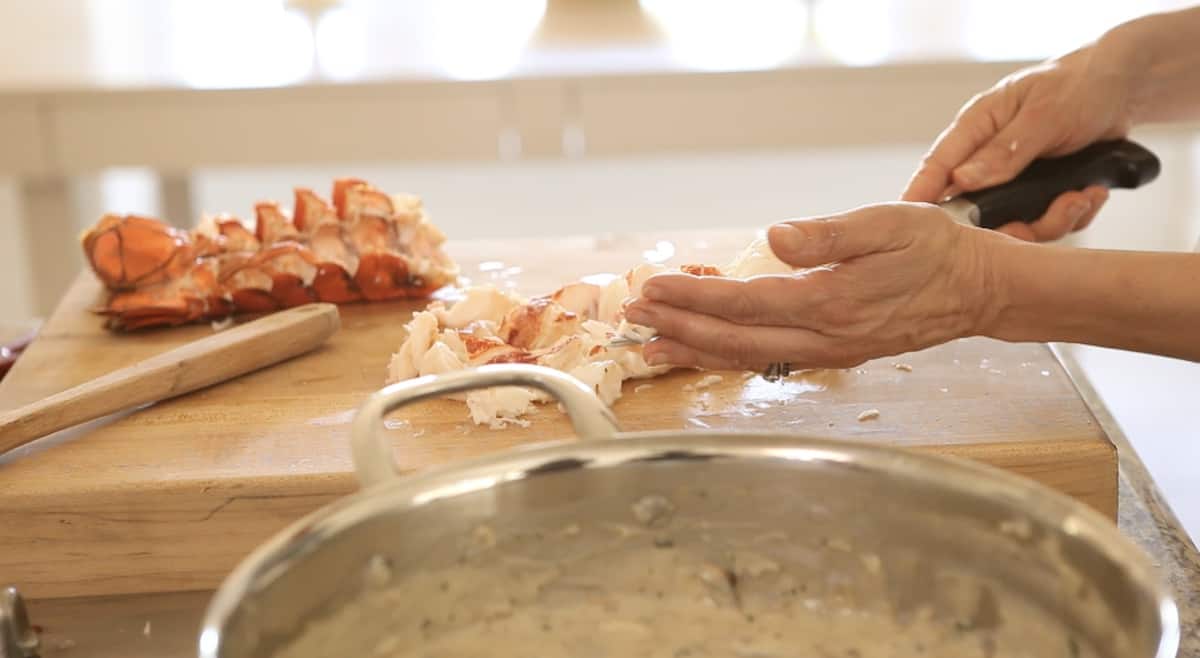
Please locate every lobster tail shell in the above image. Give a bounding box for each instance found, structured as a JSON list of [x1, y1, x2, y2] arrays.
[[332, 177, 368, 220], [311, 264, 363, 304], [81, 214, 199, 291], [80, 179, 459, 330]]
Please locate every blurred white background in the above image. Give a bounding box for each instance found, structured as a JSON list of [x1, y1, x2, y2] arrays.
[[0, 0, 1194, 86]]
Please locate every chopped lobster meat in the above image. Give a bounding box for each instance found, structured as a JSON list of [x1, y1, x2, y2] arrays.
[[385, 236, 794, 427]]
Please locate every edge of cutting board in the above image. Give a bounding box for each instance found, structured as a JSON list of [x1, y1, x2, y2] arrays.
[[2, 435, 1115, 600]]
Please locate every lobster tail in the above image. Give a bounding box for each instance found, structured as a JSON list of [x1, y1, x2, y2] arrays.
[[80, 179, 459, 330]]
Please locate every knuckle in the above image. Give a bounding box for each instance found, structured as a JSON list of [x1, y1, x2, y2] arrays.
[[820, 221, 843, 260], [958, 90, 995, 120]]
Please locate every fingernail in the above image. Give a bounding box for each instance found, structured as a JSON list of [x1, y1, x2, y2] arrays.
[[768, 223, 805, 253], [621, 296, 637, 309], [624, 305, 652, 325], [955, 161, 988, 187], [1066, 200, 1090, 223], [641, 283, 665, 301], [645, 350, 668, 366]]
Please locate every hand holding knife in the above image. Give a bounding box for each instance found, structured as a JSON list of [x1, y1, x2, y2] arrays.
[[616, 139, 1162, 381], [756, 138, 1161, 381]]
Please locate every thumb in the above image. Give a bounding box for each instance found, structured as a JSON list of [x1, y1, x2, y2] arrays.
[[951, 110, 1056, 190], [767, 206, 905, 268]]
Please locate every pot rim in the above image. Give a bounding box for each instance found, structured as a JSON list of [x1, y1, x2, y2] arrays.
[[198, 429, 1180, 658]]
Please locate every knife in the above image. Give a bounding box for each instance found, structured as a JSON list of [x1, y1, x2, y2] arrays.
[[937, 138, 1160, 228]]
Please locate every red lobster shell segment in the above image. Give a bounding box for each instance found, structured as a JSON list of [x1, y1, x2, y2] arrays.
[[80, 178, 460, 330]]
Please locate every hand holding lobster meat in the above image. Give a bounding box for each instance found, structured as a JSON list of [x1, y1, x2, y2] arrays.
[[625, 203, 1005, 372]]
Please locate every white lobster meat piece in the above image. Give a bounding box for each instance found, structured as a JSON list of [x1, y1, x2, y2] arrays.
[[607, 239, 794, 348], [625, 263, 668, 295], [534, 335, 587, 372], [432, 285, 524, 329], [549, 281, 603, 318], [568, 360, 625, 406], [498, 298, 582, 351], [723, 236, 792, 278], [579, 320, 613, 342], [461, 336, 533, 368], [462, 320, 499, 340], [466, 387, 543, 428], [439, 329, 469, 362], [596, 276, 629, 326], [417, 341, 465, 377], [612, 318, 657, 346], [614, 346, 671, 380], [387, 311, 439, 382]]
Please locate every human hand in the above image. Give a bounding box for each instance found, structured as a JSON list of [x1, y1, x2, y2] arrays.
[[902, 46, 1138, 242], [624, 203, 1006, 371]]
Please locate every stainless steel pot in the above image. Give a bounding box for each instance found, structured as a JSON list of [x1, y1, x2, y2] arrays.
[[200, 364, 1179, 658]]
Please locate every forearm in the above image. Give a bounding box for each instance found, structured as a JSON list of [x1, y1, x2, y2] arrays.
[[982, 241, 1200, 361], [1097, 5, 1200, 124]]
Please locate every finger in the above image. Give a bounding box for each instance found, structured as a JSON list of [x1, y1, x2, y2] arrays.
[[991, 191, 1088, 242], [1073, 186, 1109, 232], [623, 299, 826, 368], [638, 273, 804, 326], [641, 337, 751, 371], [990, 185, 1110, 242], [994, 222, 1038, 242], [901, 92, 1008, 203], [1031, 191, 1096, 241], [903, 162, 955, 205], [950, 110, 1057, 191], [767, 205, 912, 269]]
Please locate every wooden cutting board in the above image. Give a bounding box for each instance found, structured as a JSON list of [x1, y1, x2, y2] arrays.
[[0, 229, 1115, 599]]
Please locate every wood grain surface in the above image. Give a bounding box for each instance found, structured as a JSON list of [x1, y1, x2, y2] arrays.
[[0, 303, 339, 453], [0, 229, 1115, 599]]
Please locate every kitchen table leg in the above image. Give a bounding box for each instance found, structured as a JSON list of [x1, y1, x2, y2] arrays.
[[159, 172, 194, 228], [0, 178, 35, 324], [18, 175, 83, 317]]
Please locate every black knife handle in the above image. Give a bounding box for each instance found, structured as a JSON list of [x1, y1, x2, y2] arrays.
[[959, 138, 1160, 229]]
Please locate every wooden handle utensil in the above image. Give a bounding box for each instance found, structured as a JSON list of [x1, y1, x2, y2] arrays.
[[0, 303, 341, 455]]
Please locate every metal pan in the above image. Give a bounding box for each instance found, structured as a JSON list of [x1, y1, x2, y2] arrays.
[[199, 364, 1178, 658]]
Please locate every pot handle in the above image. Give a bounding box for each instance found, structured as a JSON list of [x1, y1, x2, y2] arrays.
[[1, 586, 38, 658], [351, 364, 622, 488]]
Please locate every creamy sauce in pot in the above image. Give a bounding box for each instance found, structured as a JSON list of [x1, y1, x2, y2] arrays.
[[274, 507, 1095, 658]]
